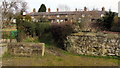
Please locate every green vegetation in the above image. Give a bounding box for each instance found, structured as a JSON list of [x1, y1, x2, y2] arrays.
[[10, 31, 17, 39], [38, 4, 47, 12], [2, 47, 118, 66], [38, 32, 54, 46], [2, 31, 17, 39], [2, 52, 13, 58], [62, 50, 120, 60], [101, 11, 116, 30], [16, 15, 26, 42], [35, 23, 51, 37], [23, 36, 39, 43], [51, 23, 74, 49], [93, 11, 117, 31], [16, 16, 74, 49], [11, 11, 120, 66]]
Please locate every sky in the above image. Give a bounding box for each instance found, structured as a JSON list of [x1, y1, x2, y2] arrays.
[[0, 0, 119, 12], [25, 0, 120, 12]]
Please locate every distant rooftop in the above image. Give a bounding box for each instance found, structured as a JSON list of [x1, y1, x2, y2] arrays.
[[30, 11, 105, 16], [28, 7, 106, 16]]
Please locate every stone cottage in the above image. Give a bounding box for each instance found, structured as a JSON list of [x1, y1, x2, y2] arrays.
[[28, 7, 106, 23]]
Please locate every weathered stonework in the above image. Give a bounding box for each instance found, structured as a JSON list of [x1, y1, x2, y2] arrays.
[[64, 32, 120, 56], [7, 43, 45, 56]]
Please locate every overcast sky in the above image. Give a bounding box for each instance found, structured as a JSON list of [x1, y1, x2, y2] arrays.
[[0, 0, 119, 12], [26, 0, 120, 12]]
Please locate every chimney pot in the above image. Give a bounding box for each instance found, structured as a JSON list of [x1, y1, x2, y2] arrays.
[[102, 7, 105, 11], [75, 8, 77, 11], [57, 8, 59, 12], [84, 7, 87, 11], [33, 8, 36, 12], [48, 8, 51, 12]]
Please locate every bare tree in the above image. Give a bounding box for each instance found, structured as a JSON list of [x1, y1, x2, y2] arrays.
[[0, 0, 28, 28], [58, 4, 70, 11], [0, 3, 2, 40]]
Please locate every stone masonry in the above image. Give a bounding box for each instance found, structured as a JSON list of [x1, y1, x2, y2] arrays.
[[7, 43, 45, 56], [64, 32, 120, 56]]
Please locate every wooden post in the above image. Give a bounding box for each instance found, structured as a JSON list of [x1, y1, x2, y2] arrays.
[[3, 32, 4, 42], [10, 31, 12, 43], [42, 43, 45, 56]]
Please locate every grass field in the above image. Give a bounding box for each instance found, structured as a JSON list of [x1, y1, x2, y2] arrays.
[[2, 46, 119, 66]]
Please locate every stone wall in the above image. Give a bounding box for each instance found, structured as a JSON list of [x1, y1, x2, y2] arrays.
[[7, 43, 45, 56], [64, 32, 120, 56]]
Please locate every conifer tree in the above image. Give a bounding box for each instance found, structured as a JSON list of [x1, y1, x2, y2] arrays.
[[38, 4, 46, 12]]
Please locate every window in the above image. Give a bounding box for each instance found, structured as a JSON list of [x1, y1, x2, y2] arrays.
[[60, 20, 64, 22], [57, 15, 60, 18], [65, 19, 68, 21], [57, 19, 60, 22], [101, 14, 104, 17], [66, 15, 68, 17]]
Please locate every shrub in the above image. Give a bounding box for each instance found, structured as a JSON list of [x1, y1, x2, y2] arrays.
[[38, 32, 54, 46], [16, 18, 74, 49], [35, 22, 53, 46], [51, 22, 74, 49], [93, 11, 117, 31], [23, 36, 39, 43], [22, 21, 36, 37], [16, 15, 28, 42], [35, 22, 51, 37]]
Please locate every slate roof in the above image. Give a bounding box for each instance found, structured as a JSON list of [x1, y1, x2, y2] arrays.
[[29, 11, 105, 16]]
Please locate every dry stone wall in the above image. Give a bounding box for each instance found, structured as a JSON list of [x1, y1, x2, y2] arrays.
[[7, 43, 45, 56], [64, 32, 120, 56]]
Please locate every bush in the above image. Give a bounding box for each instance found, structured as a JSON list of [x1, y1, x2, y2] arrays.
[[93, 11, 117, 31], [38, 32, 54, 46], [35, 22, 51, 37], [22, 21, 36, 37], [35, 22, 53, 46], [51, 22, 74, 49], [23, 36, 39, 43], [16, 16, 27, 42], [17, 19, 74, 49]]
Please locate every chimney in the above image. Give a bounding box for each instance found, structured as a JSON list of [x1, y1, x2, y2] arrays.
[[102, 7, 105, 11], [84, 7, 87, 11], [57, 8, 59, 12], [33, 8, 36, 12], [75, 8, 77, 11], [48, 8, 51, 12]]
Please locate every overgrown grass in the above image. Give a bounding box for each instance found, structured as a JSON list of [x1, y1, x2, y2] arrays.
[[39, 32, 54, 46], [56, 57, 63, 61], [23, 36, 39, 43], [62, 50, 120, 60], [118, 60, 120, 65], [77, 54, 120, 60], [2, 52, 13, 58], [2, 49, 118, 66]]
